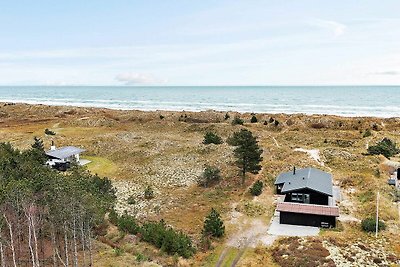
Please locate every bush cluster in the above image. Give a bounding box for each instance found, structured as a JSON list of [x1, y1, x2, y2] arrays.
[[44, 128, 56, 135], [144, 185, 154, 199], [249, 180, 263, 196], [363, 129, 372, 138], [199, 166, 221, 187], [231, 116, 244, 125], [250, 115, 258, 123], [110, 213, 195, 258], [117, 212, 140, 234], [361, 217, 386, 233], [203, 132, 223, 145], [367, 137, 400, 159], [141, 220, 195, 258]]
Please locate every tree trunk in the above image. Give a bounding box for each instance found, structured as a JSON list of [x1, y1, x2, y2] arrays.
[[72, 216, 78, 267], [86, 224, 92, 267], [80, 221, 86, 267], [0, 239, 5, 267], [30, 213, 40, 267], [241, 165, 246, 185], [51, 226, 58, 267], [26, 213, 36, 267], [4, 215, 17, 267], [64, 224, 69, 267]]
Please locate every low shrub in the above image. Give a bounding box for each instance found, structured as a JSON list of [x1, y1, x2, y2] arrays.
[[108, 212, 195, 258], [113, 247, 125, 256], [136, 253, 147, 262], [108, 209, 119, 225], [274, 120, 280, 127], [159, 115, 165, 120], [117, 212, 140, 234], [44, 128, 56, 135], [203, 132, 223, 145], [144, 185, 154, 199], [232, 116, 244, 125], [224, 113, 230, 120], [367, 137, 400, 159], [250, 180, 263, 196], [363, 129, 372, 138], [127, 195, 136, 204], [361, 217, 385, 232], [141, 220, 195, 258], [199, 166, 221, 187], [250, 115, 258, 123]]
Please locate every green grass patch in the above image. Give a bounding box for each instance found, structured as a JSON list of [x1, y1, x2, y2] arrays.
[[84, 156, 118, 178]]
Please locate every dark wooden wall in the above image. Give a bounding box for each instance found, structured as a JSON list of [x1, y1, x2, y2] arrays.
[[280, 211, 336, 228], [283, 189, 329, 205]]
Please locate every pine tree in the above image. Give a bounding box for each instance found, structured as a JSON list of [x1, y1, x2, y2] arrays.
[[31, 137, 44, 151], [30, 137, 47, 164], [228, 129, 263, 185], [202, 208, 225, 238], [203, 132, 223, 145]]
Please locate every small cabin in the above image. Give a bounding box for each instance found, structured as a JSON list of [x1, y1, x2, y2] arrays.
[[45, 142, 85, 171], [274, 167, 339, 228]]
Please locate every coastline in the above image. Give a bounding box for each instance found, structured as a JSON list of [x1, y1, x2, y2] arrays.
[[0, 100, 399, 119], [1, 85, 400, 118]]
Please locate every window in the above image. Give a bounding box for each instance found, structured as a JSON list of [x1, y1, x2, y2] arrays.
[[291, 193, 310, 203], [291, 193, 302, 201]]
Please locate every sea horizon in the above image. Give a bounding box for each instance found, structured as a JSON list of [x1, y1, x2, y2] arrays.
[[1, 85, 399, 118]]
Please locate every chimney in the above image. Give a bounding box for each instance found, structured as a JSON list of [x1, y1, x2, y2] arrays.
[[50, 141, 56, 151], [293, 166, 296, 175]]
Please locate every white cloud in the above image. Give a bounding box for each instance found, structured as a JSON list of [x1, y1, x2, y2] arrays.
[[115, 72, 165, 85], [310, 19, 347, 37], [371, 70, 400, 76]]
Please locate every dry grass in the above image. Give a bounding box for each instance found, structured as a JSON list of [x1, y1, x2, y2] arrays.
[[1, 103, 400, 266]]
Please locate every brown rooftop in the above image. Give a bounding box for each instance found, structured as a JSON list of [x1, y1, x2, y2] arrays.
[[277, 202, 339, 217]]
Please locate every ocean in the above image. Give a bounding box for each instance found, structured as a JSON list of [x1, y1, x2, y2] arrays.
[[0, 86, 398, 118]]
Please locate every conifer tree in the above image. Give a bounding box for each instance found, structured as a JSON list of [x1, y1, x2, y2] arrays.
[[203, 208, 225, 238], [228, 129, 263, 185]]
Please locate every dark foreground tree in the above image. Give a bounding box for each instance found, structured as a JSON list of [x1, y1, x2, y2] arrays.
[[202, 208, 225, 238], [0, 141, 116, 266], [228, 129, 263, 185]]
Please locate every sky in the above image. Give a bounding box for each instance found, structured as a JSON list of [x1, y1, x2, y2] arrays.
[[0, 0, 400, 86]]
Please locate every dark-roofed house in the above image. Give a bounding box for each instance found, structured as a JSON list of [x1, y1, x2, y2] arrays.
[[45, 142, 86, 171], [274, 167, 339, 228]]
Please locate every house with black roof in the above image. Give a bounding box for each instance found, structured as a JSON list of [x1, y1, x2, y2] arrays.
[[274, 167, 339, 228]]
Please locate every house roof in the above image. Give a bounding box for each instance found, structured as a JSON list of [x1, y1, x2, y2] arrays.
[[46, 146, 85, 160], [277, 202, 339, 217], [274, 167, 333, 196]]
